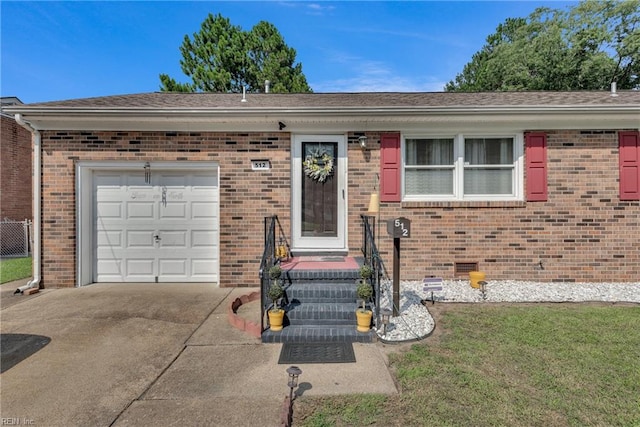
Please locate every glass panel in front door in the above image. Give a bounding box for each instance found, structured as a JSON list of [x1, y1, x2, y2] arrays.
[[301, 142, 338, 237]]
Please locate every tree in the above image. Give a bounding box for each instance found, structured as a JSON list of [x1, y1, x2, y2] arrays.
[[159, 13, 312, 93], [446, 0, 640, 92]]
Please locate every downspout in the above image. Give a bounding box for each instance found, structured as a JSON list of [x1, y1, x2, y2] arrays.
[[14, 114, 41, 294]]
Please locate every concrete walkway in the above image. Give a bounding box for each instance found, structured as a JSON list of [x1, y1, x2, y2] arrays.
[[0, 282, 397, 426]]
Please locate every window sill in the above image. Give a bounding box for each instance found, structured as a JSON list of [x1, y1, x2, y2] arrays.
[[401, 200, 527, 209]]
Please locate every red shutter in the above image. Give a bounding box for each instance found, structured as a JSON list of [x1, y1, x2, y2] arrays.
[[525, 132, 548, 202], [619, 131, 640, 201], [379, 133, 401, 202]]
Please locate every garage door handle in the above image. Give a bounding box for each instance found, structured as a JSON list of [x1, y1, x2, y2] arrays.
[[153, 234, 161, 242]]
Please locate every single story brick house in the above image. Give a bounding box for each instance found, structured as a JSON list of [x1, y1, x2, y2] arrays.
[[6, 90, 639, 289]]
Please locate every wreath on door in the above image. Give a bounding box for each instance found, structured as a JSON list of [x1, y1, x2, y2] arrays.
[[303, 148, 334, 183]]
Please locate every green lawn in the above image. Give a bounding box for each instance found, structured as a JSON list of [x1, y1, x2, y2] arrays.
[[0, 257, 32, 284], [295, 304, 640, 427]]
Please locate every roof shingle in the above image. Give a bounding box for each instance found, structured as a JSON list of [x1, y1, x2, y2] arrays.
[[17, 91, 640, 110]]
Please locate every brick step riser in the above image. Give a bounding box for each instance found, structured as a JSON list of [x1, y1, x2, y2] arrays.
[[287, 300, 358, 307], [283, 280, 359, 287], [261, 326, 375, 344], [286, 319, 355, 327], [285, 310, 357, 321], [283, 272, 359, 279], [284, 284, 359, 304], [285, 316, 356, 326], [285, 303, 357, 325]]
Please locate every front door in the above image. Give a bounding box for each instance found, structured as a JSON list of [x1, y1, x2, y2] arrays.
[[292, 135, 347, 251]]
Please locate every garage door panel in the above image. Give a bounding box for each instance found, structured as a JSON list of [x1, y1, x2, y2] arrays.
[[127, 230, 155, 248], [159, 259, 187, 275], [97, 230, 123, 248], [126, 173, 148, 187], [94, 173, 124, 188], [97, 202, 123, 219], [95, 169, 218, 283], [159, 231, 187, 247], [192, 230, 216, 248], [192, 173, 215, 183], [126, 259, 155, 276], [96, 259, 125, 282], [97, 259, 122, 274], [192, 202, 217, 219], [158, 174, 187, 187], [192, 259, 217, 277], [126, 202, 155, 219], [161, 202, 187, 219]]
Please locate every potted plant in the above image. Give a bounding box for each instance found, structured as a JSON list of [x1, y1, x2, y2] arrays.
[[269, 265, 282, 281], [355, 265, 374, 332], [359, 265, 373, 281], [267, 265, 285, 331]]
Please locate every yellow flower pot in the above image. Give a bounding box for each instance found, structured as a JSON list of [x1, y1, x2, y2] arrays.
[[469, 271, 486, 289], [268, 309, 285, 331], [356, 309, 373, 332]]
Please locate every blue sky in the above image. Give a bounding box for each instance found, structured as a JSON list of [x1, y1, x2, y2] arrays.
[[1, 1, 575, 104]]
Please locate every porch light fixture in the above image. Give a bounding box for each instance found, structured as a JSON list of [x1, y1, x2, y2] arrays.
[[279, 121, 287, 130], [359, 135, 368, 150]]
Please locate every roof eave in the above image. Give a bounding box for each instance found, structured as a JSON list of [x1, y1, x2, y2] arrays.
[[5, 104, 639, 116], [6, 105, 639, 133]]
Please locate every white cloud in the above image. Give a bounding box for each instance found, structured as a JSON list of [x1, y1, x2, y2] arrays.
[[277, 2, 336, 15], [306, 3, 336, 15], [313, 75, 446, 93], [310, 56, 446, 93], [346, 27, 468, 49]]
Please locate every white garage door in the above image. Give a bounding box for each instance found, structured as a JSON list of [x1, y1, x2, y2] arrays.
[[94, 170, 219, 282]]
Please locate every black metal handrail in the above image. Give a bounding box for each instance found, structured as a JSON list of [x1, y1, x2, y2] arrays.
[[361, 214, 387, 328], [259, 215, 291, 332], [259, 216, 277, 332]]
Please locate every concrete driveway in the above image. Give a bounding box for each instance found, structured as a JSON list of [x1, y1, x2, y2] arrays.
[[1, 282, 397, 426]]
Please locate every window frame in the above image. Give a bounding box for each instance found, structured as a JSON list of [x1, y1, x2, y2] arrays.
[[402, 133, 524, 202]]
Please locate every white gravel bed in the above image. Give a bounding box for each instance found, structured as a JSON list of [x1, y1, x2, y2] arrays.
[[376, 279, 640, 342]]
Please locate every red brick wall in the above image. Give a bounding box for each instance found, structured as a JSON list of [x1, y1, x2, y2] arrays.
[[1, 115, 32, 221], [39, 130, 291, 288], [39, 129, 637, 288], [348, 130, 639, 283]]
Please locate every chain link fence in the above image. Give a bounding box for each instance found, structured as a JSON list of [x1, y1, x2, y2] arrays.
[[1, 219, 32, 258]]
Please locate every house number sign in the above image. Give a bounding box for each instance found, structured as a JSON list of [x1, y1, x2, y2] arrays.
[[251, 160, 271, 171], [387, 217, 411, 238]]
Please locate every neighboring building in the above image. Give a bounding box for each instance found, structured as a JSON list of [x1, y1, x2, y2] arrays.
[[4, 91, 639, 288], [1, 97, 32, 222]]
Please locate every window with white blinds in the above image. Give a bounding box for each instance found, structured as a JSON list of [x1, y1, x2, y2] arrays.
[[405, 138, 454, 196], [404, 134, 523, 201]]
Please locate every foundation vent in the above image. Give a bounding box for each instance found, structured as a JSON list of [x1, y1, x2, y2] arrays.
[[455, 262, 479, 276]]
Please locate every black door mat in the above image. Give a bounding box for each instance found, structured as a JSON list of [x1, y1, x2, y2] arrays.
[[278, 342, 356, 364]]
